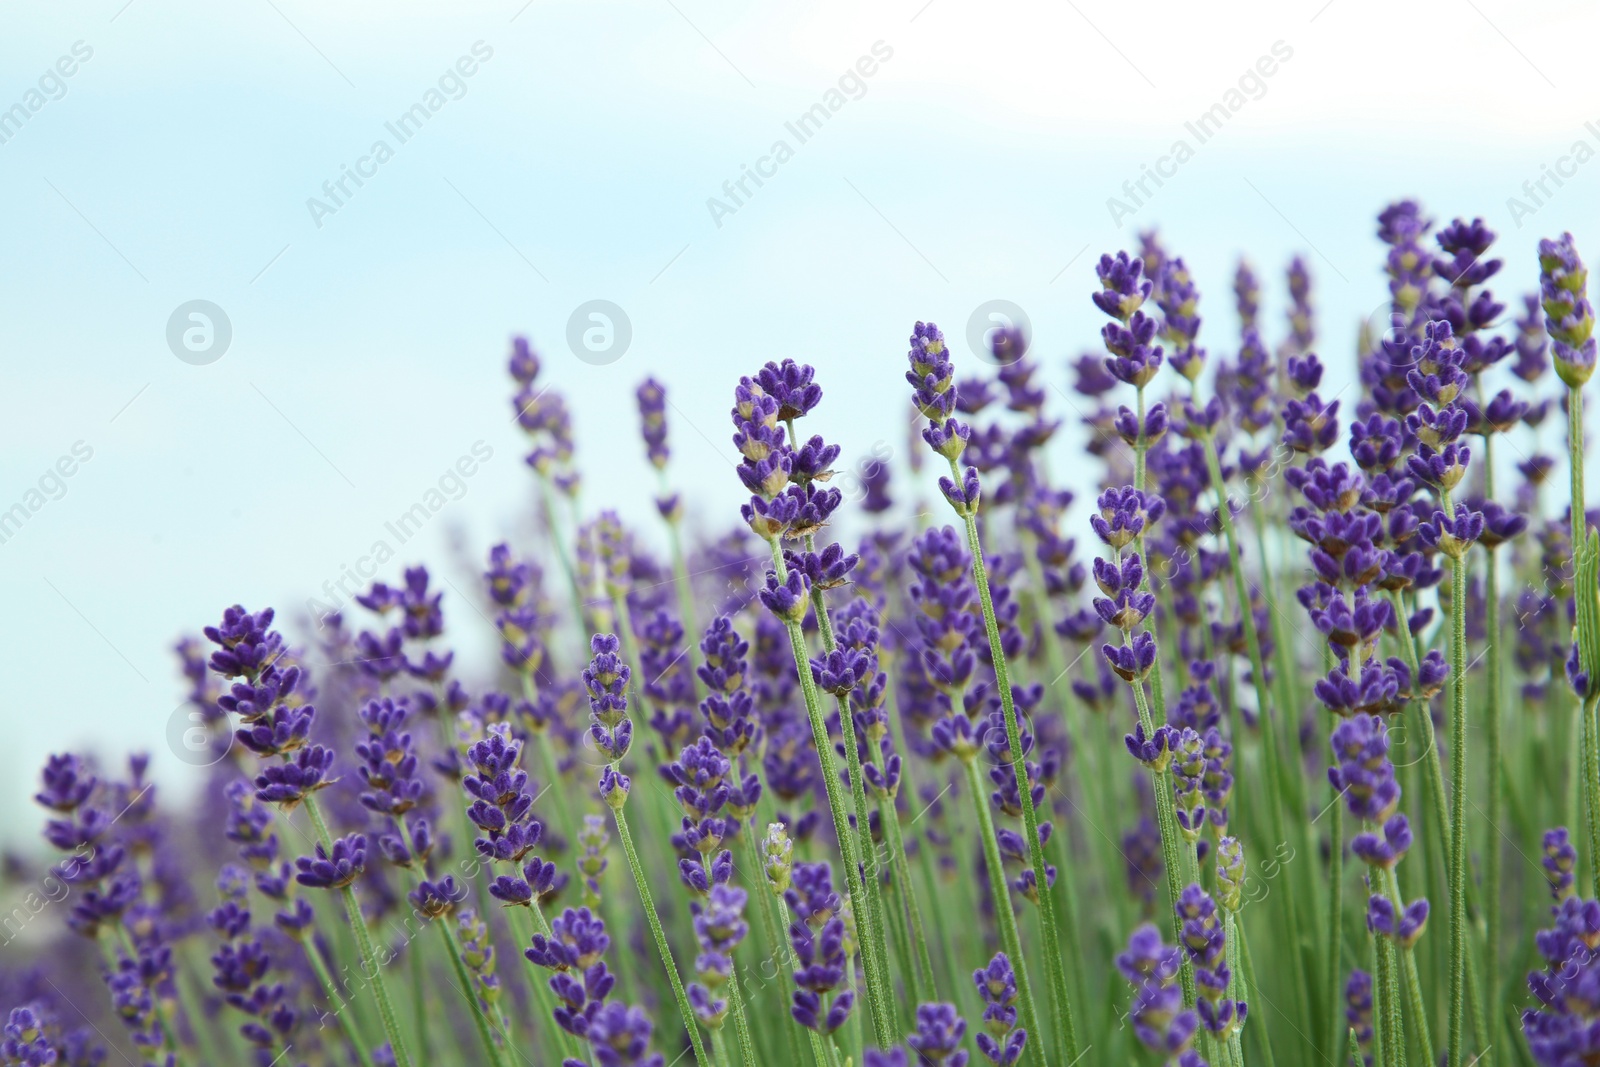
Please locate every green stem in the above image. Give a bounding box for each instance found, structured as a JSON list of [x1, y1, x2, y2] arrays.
[[1017, 539, 1094, 1026], [410, 933, 429, 1060], [437, 920, 511, 1067], [535, 472, 590, 639], [1201, 433, 1313, 1038], [1223, 910, 1246, 1067], [1446, 555, 1467, 1067], [833, 693, 897, 1030], [768, 540, 896, 1047], [961, 757, 1049, 1067], [303, 927, 380, 1067], [1382, 866, 1434, 1067], [1126, 666, 1196, 1010], [1373, 925, 1403, 1067], [1328, 806, 1344, 1062], [303, 796, 415, 1067], [612, 801, 713, 1067], [1571, 385, 1599, 899], [663, 506, 704, 693], [520, 673, 578, 840], [725, 954, 759, 1067], [1484, 542, 1504, 1065], [1587, 697, 1600, 903], [1237, 921, 1277, 1067], [741, 831, 820, 1067], [955, 494, 1077, 1063], [880, 794, 937, 1002]]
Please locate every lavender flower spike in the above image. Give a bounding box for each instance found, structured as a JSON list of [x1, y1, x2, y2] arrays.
[[1539, 232, 1597, 387]]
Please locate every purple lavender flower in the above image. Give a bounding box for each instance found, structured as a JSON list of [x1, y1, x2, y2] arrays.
[[790, 911, 853, 1034], [1328, 714, 1400, 823], [686, 884, 748, 1030], [1094, 251, 1154, 322], [1092, 554, 1154, 631], [1176, 884, 1245, 1036], [1351, 814, 1413, 869], [972, 953, 1027, 1066], [485, 543, 548, 673], [409, 876, 466, 919], [1120, 922, 1200, 1058], [1226, 328, 1276, 433], [1100, 310, 1165, 388], [1418, 503, 1485, 559], [462, 723, 558, 912], [1346, 970, 1374, 1066], [1539, 232, 1597, 387], [1282, 392, 1341, 454], [907, 322, 961, 422], [663, 736, 736, 892], [1313, 657, 1403, 717], [1234, 259, 1260, 331], [1525, 895, 1600, 1063], [1514, 293, 1550, 382], [1171, 728, 1207, 842], [528, 905, 611, 971], [1155, 256, 1204, 379], [0, 1007, 58, 1067], [1124, 720, 1174, 769], [1090, 486, 1166, 549], [1366, 894, 1429, 948], [907, 1003, 970, 1067], [757, 358, 823, 422], [1542, 828, 1577, 901], [759, 569, 811, 624], [583, 634, 635, 775], [205, 605, 316, 759], [294, 833, 366, 890], [1106, 632, 1158, 684], [636, 377, 670, 469]]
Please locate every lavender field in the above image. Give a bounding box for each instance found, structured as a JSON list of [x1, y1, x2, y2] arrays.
[[3, 197, 1599, 1067]]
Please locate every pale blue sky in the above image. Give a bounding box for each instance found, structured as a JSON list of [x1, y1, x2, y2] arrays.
[[2, 0, 1597, 827]]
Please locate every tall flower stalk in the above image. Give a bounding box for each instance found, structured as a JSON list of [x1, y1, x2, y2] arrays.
[[731, 363, 897, 1045], [905, 321, 1077, 1064], [582, 633, 713, 1067]]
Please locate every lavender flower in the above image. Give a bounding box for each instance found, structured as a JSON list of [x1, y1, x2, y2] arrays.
[[1327, 714, 1401, 823], [1543, 827, 1577, 901], [1120, 923, 1201, 1060], [1176, 884, 1245, 1036], [636, 377, 670, 469], [788, 872, 854, 1036], [907, 1003, 969, 1067], [583, 635, 634, 805], [686, 885, 748, 1030], [1539, 232, 1597, 387], [973, 954, 1027, 1066], [663, 736, 736, 893], [1346, 970, 1374, 1066]]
